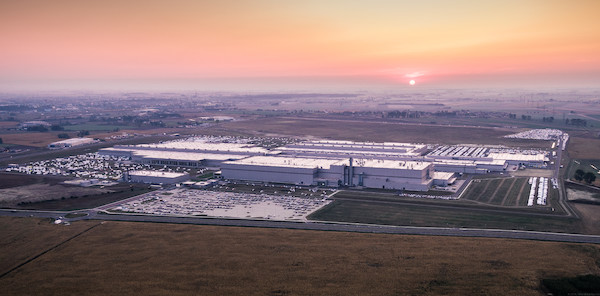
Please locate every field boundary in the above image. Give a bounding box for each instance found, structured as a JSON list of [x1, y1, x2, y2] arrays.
[[0, 222, 102, 279]]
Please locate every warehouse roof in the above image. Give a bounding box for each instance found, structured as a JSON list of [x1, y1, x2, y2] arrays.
[[487, 152, 547, 162], [223, 156, 346, 169], [132, 150, 248, 161], [129, 170, 188, 178], [49, 137, 96, 145], [135, 141, 272, 154], [352, 159, 431, 170]]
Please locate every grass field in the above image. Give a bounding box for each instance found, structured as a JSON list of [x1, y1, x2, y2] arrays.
[[1, 217, 599, 295], [567, 159, 600, 187], [309, 199, 580, 233], [221, 117, 550, 148], [62, 124, 132, 131], [460, 177, 562, 213], [462, 177, 533, 207]]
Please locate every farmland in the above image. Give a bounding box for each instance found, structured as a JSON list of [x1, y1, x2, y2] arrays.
[[221, 117, 551, 148], [1, 217, 599, 295]]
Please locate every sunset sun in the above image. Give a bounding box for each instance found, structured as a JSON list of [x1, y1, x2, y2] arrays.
[[409, 80, 416, 85]]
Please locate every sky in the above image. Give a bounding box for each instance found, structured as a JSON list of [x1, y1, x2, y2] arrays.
[[1, 0, 599, 91]]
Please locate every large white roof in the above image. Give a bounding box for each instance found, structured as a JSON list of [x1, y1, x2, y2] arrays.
[[132, 150, 247, 161], [50, 137, 95, 145], [224, 156, 346, 169], [487, 152, 546, 162], [129, 170, 188, 178], [135, 141, 271, 154], [277, 147, 423, 157], [352, 159, 431, 170]]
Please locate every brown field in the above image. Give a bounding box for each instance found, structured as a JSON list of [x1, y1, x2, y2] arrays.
[[1, 217, 599, 295], [573, 203, 600, 235], [0, 183, 111, 206], [0, 132, 66, 147], [0, 173, 68, 189], [222, 117, 550, 147], [0, 121, 18, 128], [568, 137, 600, 159], [0, 172, 152, 210]]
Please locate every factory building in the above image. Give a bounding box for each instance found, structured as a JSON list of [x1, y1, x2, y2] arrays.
[[125, 170, 190, 184], [222, 156, 441, 191], [98, 137, 550, 191], [222, 156, 344, 186], [48, 137, 97, 149], [278, 140, 426, 159], [341, 159, 434, 191]]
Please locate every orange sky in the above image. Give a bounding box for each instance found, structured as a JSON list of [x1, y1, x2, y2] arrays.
[[1, 0, 599, 90]]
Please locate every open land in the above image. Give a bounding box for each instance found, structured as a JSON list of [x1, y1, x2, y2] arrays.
[[567, 138, 600, 159], [1, 217, 599, 295], [0, 132, 72, 148], [221, 117, 552, 148], [309, 199, 583, 234], [0, 172, 152, 210]]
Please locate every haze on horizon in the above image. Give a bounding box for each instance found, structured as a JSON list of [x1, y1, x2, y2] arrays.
[[1, 0, 599, 92]]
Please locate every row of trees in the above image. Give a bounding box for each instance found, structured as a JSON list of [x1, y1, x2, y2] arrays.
[[574, 169, 597, 184], [565, 118, 587, 127]]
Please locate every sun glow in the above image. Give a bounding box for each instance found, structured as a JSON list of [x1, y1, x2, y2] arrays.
[[409, 80, 416, 85]]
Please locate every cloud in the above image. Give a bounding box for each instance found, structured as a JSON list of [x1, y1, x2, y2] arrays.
[[404, 71, 425, 78]]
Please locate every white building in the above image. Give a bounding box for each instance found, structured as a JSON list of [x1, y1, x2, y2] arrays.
[[222, 156, 439, 191], [98, 137, 549, 191], [48, 137, 96, 149], [126, 170, 190, 184], [222, 156, 344, 186]]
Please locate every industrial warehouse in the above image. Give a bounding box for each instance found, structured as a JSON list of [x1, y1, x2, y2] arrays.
[[98, 136, 553, 191]]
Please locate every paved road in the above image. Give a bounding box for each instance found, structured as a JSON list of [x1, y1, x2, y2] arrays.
[[2, 208, 599, 244], [554, 136, 578, 218]]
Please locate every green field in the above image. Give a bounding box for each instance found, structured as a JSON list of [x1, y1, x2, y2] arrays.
[[462, 177, 534, 207], [567, 159, 600, 186], [461, 177, 563, 213], [309, 200, 581, 233]]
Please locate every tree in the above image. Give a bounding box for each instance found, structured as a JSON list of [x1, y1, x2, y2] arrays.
[[50, 124, 64, 131], [27, 125, 48, 132], [0, 137, 3, 144], [574, 169, 585, 181], [57, 133, 70, 139], [583, 172, 596, 184]]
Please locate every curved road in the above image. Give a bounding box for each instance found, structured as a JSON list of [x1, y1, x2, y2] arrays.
[[1, 208, 599, 244]]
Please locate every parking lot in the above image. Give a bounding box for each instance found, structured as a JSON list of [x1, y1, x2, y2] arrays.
[[110, 188, 332, 221]]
